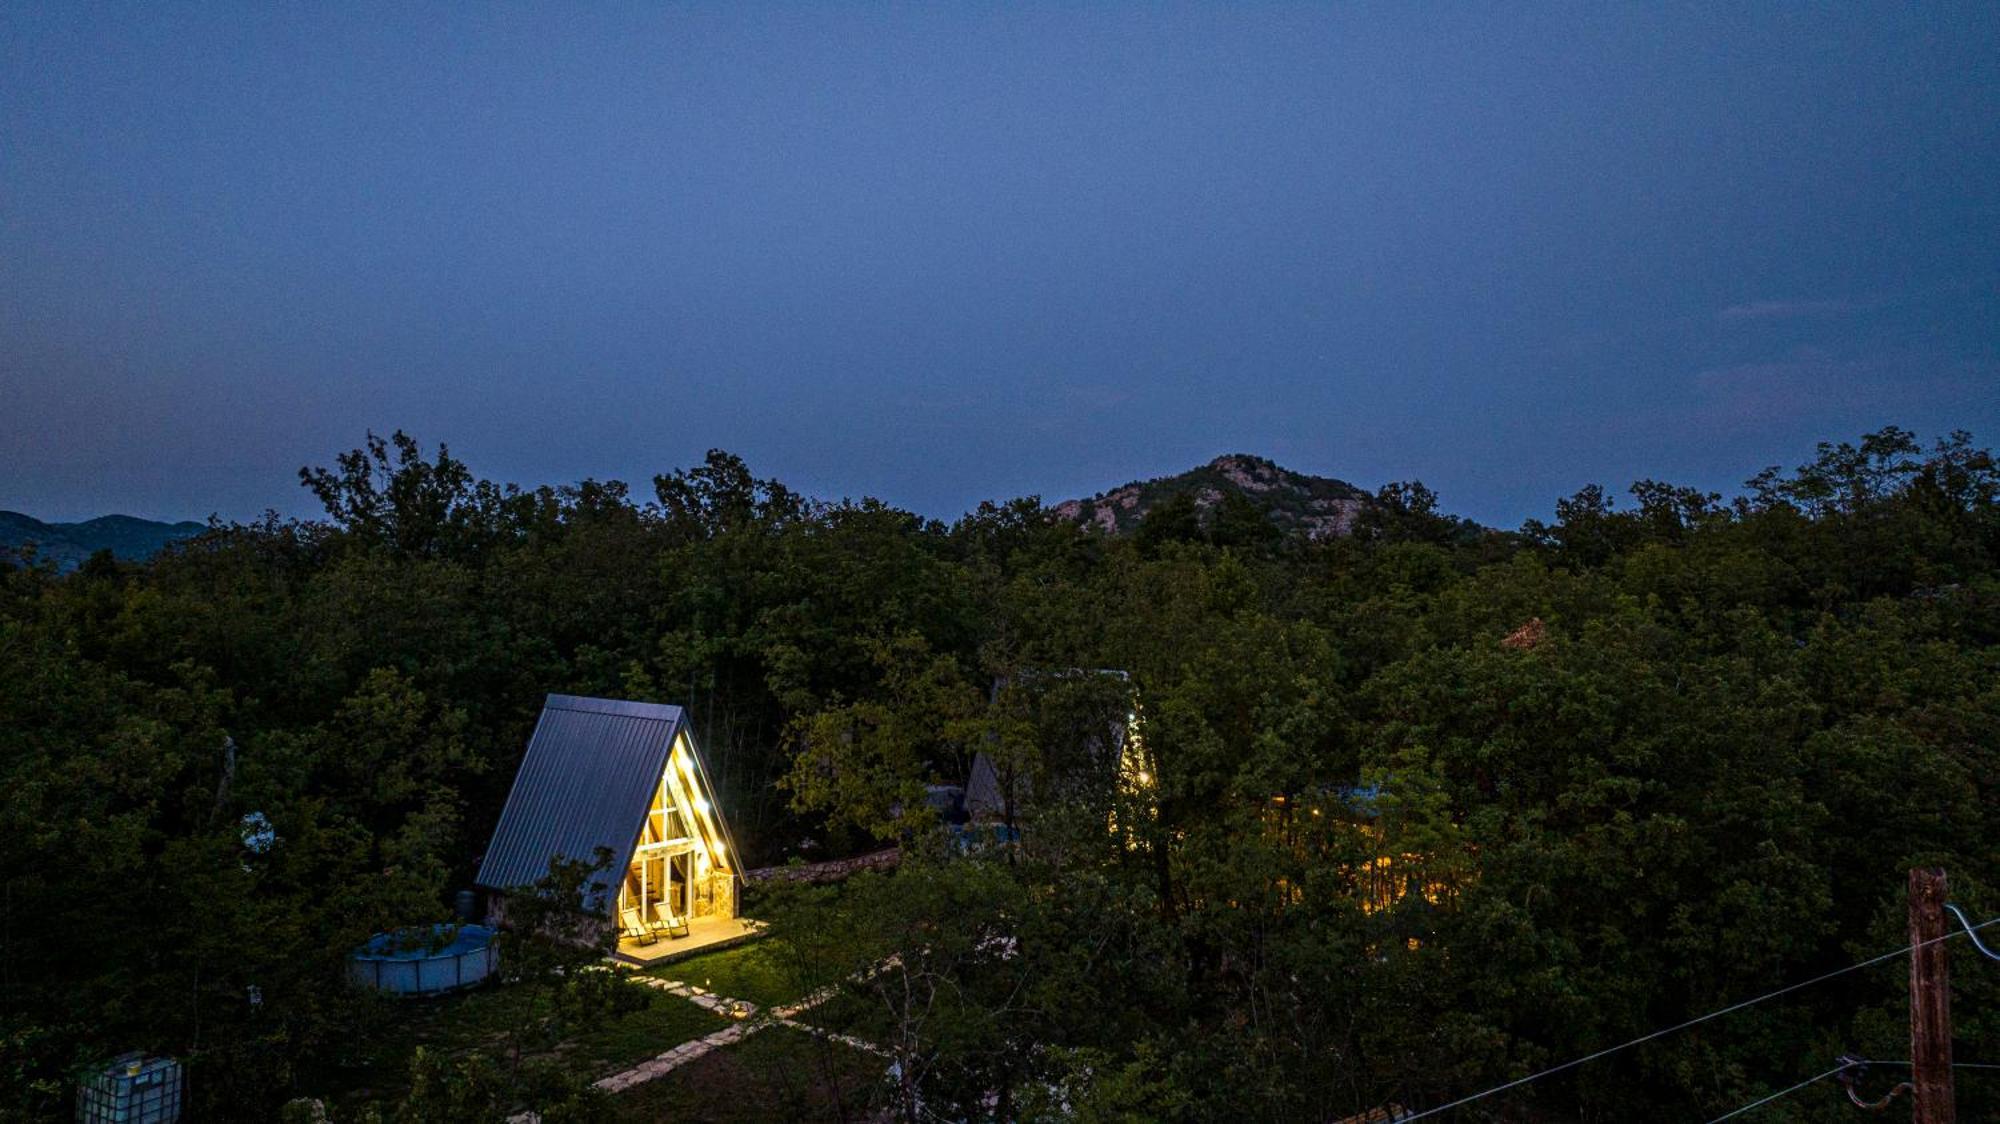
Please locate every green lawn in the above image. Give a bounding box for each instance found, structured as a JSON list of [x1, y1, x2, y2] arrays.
[[643, 941, 813, 1008], [568, 984, 733, 1073], [786, 986, 894, 1043], [327, 975, 728, 1110], [611, 1024, 887, 1123]]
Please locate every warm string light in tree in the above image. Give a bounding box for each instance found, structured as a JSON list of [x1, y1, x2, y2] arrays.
[[1110, 709, 1158, 846]]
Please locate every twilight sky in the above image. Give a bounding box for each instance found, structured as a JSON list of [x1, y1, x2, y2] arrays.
[[4, 4, 1996, 527]]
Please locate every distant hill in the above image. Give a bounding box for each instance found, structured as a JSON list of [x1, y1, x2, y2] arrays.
[[1052, 454, 1373, 540], [0, 511, 206, 571]]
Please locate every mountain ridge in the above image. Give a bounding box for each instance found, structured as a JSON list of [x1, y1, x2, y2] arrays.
[[1051, 454, 1373, 539], [0, 510, 206, 570]]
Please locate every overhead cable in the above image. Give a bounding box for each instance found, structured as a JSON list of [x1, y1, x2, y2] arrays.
[[1834, 1053, 1910, 1110], [1945, 903, 2000, 961], [1389, 912, 2000, 1122], [1701, 1064, 1850, 1123]]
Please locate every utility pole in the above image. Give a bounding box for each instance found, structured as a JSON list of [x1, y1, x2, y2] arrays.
[[1909, 866, 1955, 1124]]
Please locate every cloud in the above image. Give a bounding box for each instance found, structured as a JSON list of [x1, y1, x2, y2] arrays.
[[1692, 350, 1858, 413], [1716, 298, 1856, 322], [1688, 347, 1994, 429]]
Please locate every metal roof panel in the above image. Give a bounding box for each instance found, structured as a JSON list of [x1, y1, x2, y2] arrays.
[[476, 694, 685, 910]]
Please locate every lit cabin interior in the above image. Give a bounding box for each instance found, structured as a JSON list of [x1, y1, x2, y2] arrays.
[[618, 732, 736, 935]]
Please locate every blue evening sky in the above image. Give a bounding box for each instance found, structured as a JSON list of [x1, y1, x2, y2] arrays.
[[3, 4, 1995, 526]]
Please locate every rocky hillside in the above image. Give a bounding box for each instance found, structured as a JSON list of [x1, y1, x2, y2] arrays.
[[0, 511, 205, 571], [1052, 454, 1372, 539]]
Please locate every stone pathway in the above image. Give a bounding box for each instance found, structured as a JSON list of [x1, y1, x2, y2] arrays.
[[635, 974, 760, 1018], [507, 967, 890, 1123], [593, 1018, 757, 1094], [592, 968, 882, 1093], [776, 1018, 891, 1058], [503, 958, 902, 1123], [770, 981, 839, 1020]]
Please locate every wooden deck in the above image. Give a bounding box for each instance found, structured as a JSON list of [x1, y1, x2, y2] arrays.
[[611, 915, 766, 966]]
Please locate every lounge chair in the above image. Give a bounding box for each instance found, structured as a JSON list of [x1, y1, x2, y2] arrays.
[[650, 902, 690, 939], [620, 906, 657, 946]]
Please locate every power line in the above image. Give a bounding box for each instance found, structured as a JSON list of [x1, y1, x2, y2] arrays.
[[1946, 902, 2000, 961], [1391, 913, 2000, 1122], [1702, 1057, 2000, 1122], [1702, 1063, 1849, 1123]]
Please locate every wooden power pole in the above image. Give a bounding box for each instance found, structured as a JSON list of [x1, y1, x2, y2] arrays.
[[1909, 866, 1955, 1124]]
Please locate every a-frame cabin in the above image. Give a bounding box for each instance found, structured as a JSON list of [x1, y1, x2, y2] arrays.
[[477, 695, 753, 958]]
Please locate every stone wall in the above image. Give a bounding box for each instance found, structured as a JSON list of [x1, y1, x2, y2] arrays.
[[744, 847, 901, 885]]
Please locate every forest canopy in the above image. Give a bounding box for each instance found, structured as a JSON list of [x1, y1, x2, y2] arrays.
[[2, 427, 1996, 1121]]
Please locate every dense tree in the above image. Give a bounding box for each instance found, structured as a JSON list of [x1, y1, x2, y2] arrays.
[[2, 426, 1995, 1120]]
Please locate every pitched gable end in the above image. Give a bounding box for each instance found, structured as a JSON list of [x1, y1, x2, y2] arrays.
[[476, 694, 685, 908]]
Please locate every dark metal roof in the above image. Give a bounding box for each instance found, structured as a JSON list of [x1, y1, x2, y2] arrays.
[[964, 751, 1008, 821], [476, 694, 685, 909]]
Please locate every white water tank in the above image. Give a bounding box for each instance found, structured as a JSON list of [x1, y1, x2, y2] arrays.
[[76, 1053, 183, 1123]]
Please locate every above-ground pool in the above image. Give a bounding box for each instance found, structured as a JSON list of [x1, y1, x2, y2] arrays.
[[348, 923, 499, 996]]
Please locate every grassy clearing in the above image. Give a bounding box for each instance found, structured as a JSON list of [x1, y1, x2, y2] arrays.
[[642, 941, 809, 1008], [568, 985, 733, 1073], [787, 987, 894, 1043], [327, 975, 728, 1109], [611, 1024, 887, 1123]]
